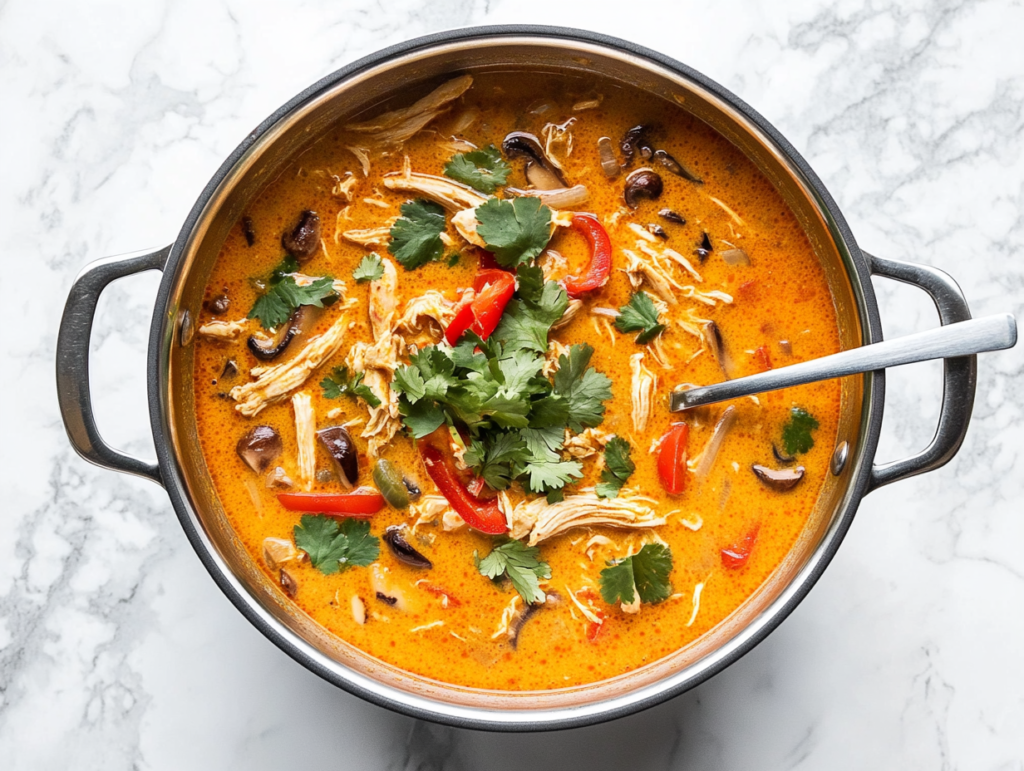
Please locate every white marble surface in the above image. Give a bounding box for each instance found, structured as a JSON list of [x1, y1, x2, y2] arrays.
[[2, 0, 1023, 767]]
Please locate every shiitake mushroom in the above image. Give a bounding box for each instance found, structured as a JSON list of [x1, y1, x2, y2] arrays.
[[623, 169, 663, 208], [502, 131, 567, 190], [752, 464, 806, 491], [236, 426, 283, 474], [383, 525, 432, 569], [316, 426, 357, 488], [281, 210, 321, 263]]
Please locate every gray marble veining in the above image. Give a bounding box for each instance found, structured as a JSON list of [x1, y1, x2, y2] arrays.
[[2, 0, 1023, 768]]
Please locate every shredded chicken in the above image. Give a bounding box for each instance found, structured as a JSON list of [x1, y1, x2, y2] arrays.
[[621, 248, 682, 304], [541, 118, 575, 170], [542, 339, 570, 377], [292, 392, 316, 489], [630, 353, 657, 434], [441, 510, 466, 532], [341, 226, 392, 247], [551, 298, 583, 332], [563, 427, 613, 460], [347, 146, 371, 176], [394, 291, 456, 337], [539, 248, 568, 282], [621, 587, 642, 615], [230, 314, 350, 417], [639, 242, 702, 283], [509, 492, 666, 545], [345, 75, 473, 147], [369, 258, 398, 340], [492, 596, 522, 639], [384, 160, 489, 212], [198, 319, 248, 341], [332, 174, 357, 201], [450, 206, 487, 247]]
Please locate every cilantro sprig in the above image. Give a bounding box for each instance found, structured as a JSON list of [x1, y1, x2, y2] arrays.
[[595, 436, 635, 499], [475, 197, 553, 269], [476, 539, 551, 604], [599, 544, 673, 606], [443, 144, 512, 194], [321, 366, 382, 408], [388, 199, 447, 270], [248, 255, 339, 329], [615, 291, 666, 344], [293, 515, 380, 575], [782, 407, 819, 456], [353, 253, 384, 282]]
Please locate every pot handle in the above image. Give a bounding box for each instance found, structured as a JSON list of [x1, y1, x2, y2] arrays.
[[56, 246, 171, 487], [866, 253, 978, 491]]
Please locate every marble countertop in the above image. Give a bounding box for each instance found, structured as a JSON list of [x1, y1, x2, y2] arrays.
[[3, 0, 1023, 767]]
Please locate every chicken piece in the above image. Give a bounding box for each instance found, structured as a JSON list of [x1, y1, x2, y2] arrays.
[[621, 249, 683, 304], [345, 75, 474, 144], [290, 272, 349, 297], [369, 258, 398, 341], [341, 226, 392, 248], [551, 298, 583, 332], [347, 146, 371, 176], [539, 249, 568, 282], [384, 166, 489, 212], [394, 291, 456, 338], [441, 510, 466, 532], [451, 207, 487, 248], [198, 319, 248, 341], [292, 391, 316, 490], [541, 118, 575, 170], [510, 492, 667, 546], [562, 427, 613, 460], [346, 340, 402, 458], [332, 174, 357, 201], [630, 352, 657, 434], [542, 339, 570, 377], [638, 241, 702, 283], [230, 314, 350, 417]]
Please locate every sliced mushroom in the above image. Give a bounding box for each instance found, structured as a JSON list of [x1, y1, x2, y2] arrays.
[[695, 232, 713, 262], [502, 131, 567, 190], [403, 476, 422, 501], [246, 305, 318, 361], [623, 169, 663, 208], [281, 210, 321, 263], [653, 149, 702, 183], [772, 444, 796, 465], [703, 320, 729, 379], [236, 426, 283, 473], [647, 223, 668, 240], [265, 466, 294, 489], [752, 464, 805, 491], [375, 592, 398, 606], [383, 525, 432, 569], [220, 359, 238, 379], [508, 590, 561, 650], [207, 294, 230, 315], [242, 215, 256, 246], [280, 568, 298, 597], [658, 208, 686, 225], [317, 426, 358, 488], [620, 124, 654, 167], [597, 136, 620, 178]]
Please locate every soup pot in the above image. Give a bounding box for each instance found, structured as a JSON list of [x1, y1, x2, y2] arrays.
[[56, 25, 986, 730]]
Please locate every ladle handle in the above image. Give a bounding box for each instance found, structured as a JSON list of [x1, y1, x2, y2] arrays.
[[56, 246, 170, 486], [669, 313, 1015, 411]]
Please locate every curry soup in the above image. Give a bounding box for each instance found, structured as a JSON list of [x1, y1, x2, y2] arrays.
[[191, 71, 841, 691]]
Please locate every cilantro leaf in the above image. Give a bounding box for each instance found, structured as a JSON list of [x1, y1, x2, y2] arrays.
[[782, 407, 819, 455], [599, 544, 673, 605], [446, 252, 461, 267], [321, 366, 382, 408], [398, 399, 446, 438], [464, 431, 527, 490], [248, 256, 339, 329], [515, 264, 546, 306], [475, 197, 552, 268], [293, 515, 380, 575], [493, 280, 569, 353], [353, 253, 384, 282], [523, 456, 583, 494], [553, 344, 613, 432], [388, 199, 446, 270], [615, 291, 666, 344], [443, 144, 512, 194], [476, 540, 551, 604], [595, 436, 635, 498]]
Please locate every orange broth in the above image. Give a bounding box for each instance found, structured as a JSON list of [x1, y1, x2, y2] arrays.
[[192, 72, 841, 690]]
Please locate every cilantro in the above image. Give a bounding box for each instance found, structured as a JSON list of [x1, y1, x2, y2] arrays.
[[247, 256, 339, 330], [321, 366, 382, 408], [388, 199, 446, 270], [464, 432, 527, 490], [515, 264, 545, 306], [475, 197, 552, 268], [782, 407, 819, 455], [293, 515, 380, 575], [595, 436, 635, 499], [446, 252, 461, 267], [615, 291, 666, 344], [552, 344, 614, 432], [443, 144, 512, 194], [599, 544, 673, 606], [353, 253, 384, 282], [492, 280, 569, 353], [476, 540, 551, 604]]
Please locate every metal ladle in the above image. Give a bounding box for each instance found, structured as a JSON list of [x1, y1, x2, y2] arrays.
[[669, 314, 1018, 412]]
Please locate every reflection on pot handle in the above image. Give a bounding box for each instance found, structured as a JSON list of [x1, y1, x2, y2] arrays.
[[56, 247, 171, 487], [867, 254, 981, 491]]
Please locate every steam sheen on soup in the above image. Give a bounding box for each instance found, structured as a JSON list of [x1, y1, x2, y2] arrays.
[[191, 71, 841, 691]]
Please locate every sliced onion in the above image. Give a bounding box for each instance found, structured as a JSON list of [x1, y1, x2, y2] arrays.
[[597, 136, 620, 178], [692, 406, 737, 479], [505, 184, 589, 210], [721, 248, 750, 266]]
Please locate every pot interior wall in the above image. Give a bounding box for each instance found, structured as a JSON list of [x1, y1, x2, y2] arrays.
[[162, 36, 868, 714]]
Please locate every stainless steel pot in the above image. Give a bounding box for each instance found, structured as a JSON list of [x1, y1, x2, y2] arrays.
[[55, 26, 987, 730]]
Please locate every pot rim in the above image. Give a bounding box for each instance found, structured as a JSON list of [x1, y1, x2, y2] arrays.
[[147, 24, 884, 731]]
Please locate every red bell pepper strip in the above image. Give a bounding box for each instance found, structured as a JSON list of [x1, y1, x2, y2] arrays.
[[657, 422, 690, 494], [753, 345, 773, 372], [444, 271, 515, 345], [564, 214, 612, 297], [419, 443, 507, 534], [277, 487, 385, 517], [721, 524, 761, 569]]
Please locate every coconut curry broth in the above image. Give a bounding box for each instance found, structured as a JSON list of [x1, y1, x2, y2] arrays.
[[192, 72, 842, 690]]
